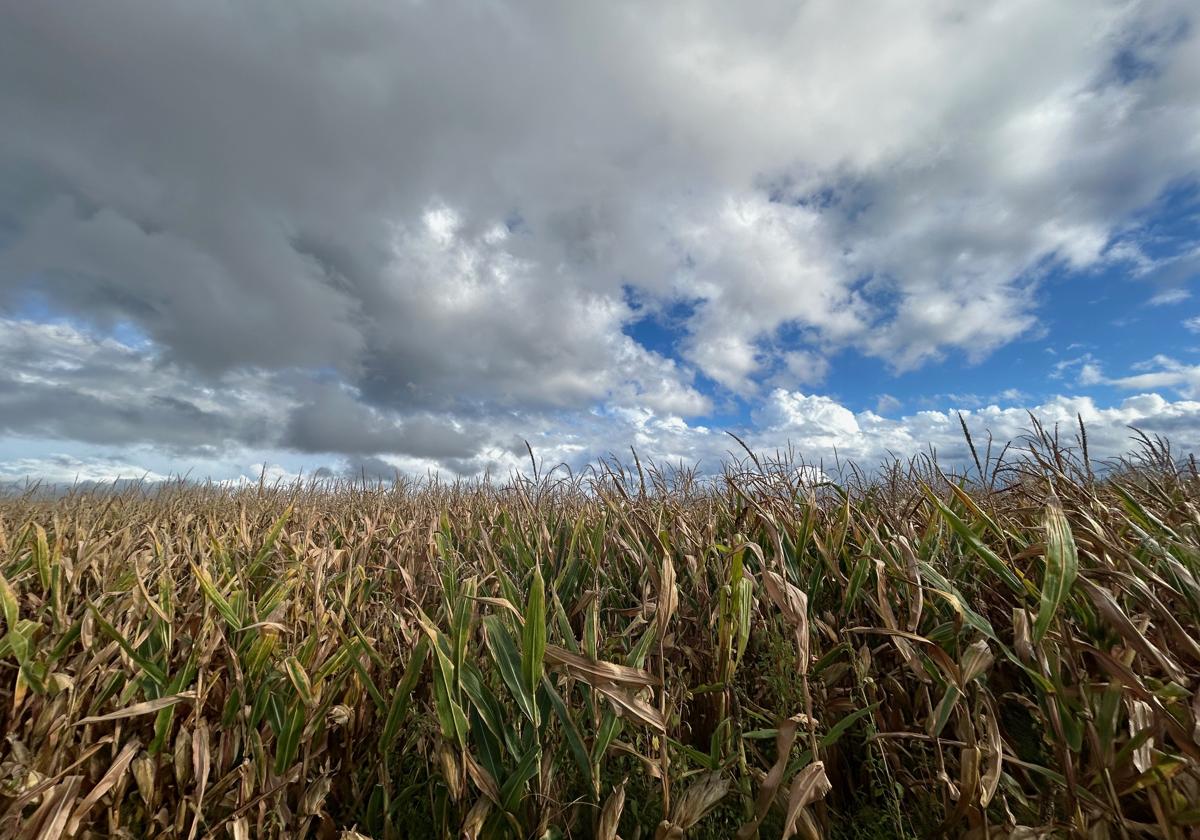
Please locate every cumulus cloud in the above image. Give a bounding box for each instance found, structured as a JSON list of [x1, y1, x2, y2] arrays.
[[875, 395, 903, 415], [1, 2, 1199, 479], [731, 390, 1200, 474]]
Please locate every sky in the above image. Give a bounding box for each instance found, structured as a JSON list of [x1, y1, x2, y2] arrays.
[[1, 1, 1200, 484]]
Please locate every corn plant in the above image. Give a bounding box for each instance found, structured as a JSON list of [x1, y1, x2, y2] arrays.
[[0, 428, 1197, 838]]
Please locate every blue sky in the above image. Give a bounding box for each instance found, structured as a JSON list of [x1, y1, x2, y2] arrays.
[[622, 182, 1200, 419], [1, 2, 1199, 483]]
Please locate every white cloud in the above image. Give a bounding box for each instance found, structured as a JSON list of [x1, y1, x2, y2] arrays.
[[781, 350, 832, 388], [0, 454, 169, 485], [1110, 356, 1200, 399], [1, 4, 1197, 390], [875, 394, 902, 415], [1150, 288, 1190, 305], [1065, 354, 1200, 400], [7, 387, 1197, 484], [1080, 362, 1106, 385], [1, 2, 1199, 476], [744, 390, 1200, 472]]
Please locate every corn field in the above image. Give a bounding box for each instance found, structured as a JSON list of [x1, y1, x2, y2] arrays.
[[2, 428, 1199, 839]]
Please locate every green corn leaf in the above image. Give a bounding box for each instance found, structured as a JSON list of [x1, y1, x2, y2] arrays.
[[843, 553, 871, 613], [244, 630, 280, 680], [250, 504, 292, 575], [258, 576, 296, 620], [469, 707, 507, 786], [0, 571, 19, 631], [33, 524, 51, 592], [150, 658, 197, 754], [191, 562, 242, 632], [283, 655, 315, 707], [917, 561, 997, 641], [1034, 493, 1079, 644], [928, 684, 961, 738], [425, 627, 468, 747], [341, 633, 386, 713], [584, 597, 599, 661], [521, 564, 547, 703], [592, 707, 623, 766], [552, 592, 579, 654], [627, 620, 657, 669], [482, 615, 538, 726], [733, 576, 753, 665], [253, 681, 277, 730], [460, 659, 518, 757], [926, 490, 1025, 596], [88, 602, 168, 687], [821, 702, 880, 748], [500, 742, 542, 812], [312, 639, 356, 685], [0, 619, 36, 664], [274, 702, 306, 775], [344, 612, 388, 673], [451, 577, 476, 697], [542, 675, 595, 796], [382, 636, 429, 746]]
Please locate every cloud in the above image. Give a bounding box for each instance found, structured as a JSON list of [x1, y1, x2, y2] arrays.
[[0, 319, 282, 454], [0, 2, 1199, 476], [1067, 354, 1200, 399], [1113, 356, 1200, 399], [7, 384, 1199, 485], [1080, 362, 1107, 386], [875, 394, 902, 415], [281, 384, 481, 460], [746, 390, 1200, 472], [0, 454, 169, 486], [1150, 288, 1190, 305]]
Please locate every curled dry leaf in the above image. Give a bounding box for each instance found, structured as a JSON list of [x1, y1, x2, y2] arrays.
[[594, 682, 667, 731], [668, 773, 730, 831], [461, 797, 491, 840], [73, 691, 197, 726], [781, 761, 832, 840], [1127, 698, 1154, 774], [657, 553, 678, 641], [23, 774, 81, 840], [1012, 608, 1034, 663], [761, 570, 810, 675], [545, 645, 660, 688], [66, 738, 140, 835], [961, 639, 994, 684], [598, 779, 627, 840], [737, 715, 803, 840], [132, 754, 156, 806]]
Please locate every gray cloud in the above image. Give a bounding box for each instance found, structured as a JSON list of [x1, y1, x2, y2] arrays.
[[0, 2, 1199, 476], [282, 384, 481, 459], [3, 320, 1199, 483], [0, 320, 277, 453]]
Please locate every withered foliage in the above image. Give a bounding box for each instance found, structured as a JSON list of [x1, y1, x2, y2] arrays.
[[1, 428, 1198, 838]]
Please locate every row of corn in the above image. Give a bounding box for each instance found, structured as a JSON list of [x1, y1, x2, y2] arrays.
[[1, 433, 1198, 837]]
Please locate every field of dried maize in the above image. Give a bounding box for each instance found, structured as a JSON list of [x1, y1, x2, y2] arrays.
[[2, 429, 1199, 839]]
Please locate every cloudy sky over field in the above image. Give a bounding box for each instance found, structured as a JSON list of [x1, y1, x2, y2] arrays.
[[2, 1, 1200, 482]]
